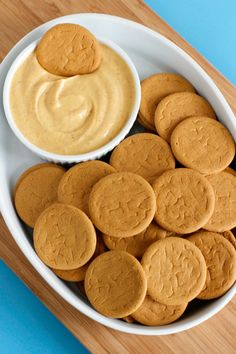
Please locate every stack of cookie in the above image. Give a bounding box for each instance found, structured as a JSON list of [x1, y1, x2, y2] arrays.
[[13, 72, 236, 326]]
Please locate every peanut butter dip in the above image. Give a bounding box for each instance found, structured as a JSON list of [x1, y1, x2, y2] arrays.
[[10, 44, 136, 155]]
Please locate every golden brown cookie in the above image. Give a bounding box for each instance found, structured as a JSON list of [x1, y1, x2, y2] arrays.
[[14, 164, 65, 227], [187, 231, 236, 299], [131, 295, 187, 326], [85, 251, 147, 317], [204, 172, 236, 232], [222, 230, 236, 249], [14, 163, 59, 198], [141, 237, 207, 305], [53, 266, 88, 282], [122, 316, 136, 323], [36, 23, 101, 76], [137, 112, 156, 132], [140, 73, 195, 130], [52, 236, 106, 281], [89, 172, 156, 237], [171, 117, 235, 174], [110, 133, 175, 183], [34, 203, 96, 270], [94, 235, 107, 255], [155, 92, 216, 142], [152, 168, 215, 234], [225, 167, 236, 177], [166, 234, 183, 238], [103, 222, 168, 258], [58, 161, 115, 216]]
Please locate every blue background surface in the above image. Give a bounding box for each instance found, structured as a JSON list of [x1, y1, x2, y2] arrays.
[[0, 1, 235, 354], [146, 0, 236, 85], [0, 261, 88, 354]]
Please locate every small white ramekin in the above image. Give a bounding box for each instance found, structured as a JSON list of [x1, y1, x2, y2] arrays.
[[3, 38, 141, 163]]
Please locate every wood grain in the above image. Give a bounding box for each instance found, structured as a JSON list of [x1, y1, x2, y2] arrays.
[[0, 1, 235, 353]]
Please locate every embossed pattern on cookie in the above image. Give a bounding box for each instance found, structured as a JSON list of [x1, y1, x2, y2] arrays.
[[141, 237, 207, 305], [103, 222, 167, 258], [188, 231, 236, 299], [34, 203, 97, 270], [155, 92, 216, 142], [171, 117, 235, 174], [52, 236, 106, 281], [14, 163, 65, 227], [152, 168, 215, 234], [36, 23, 101, 76], [110, 133, 175, 183], [131, 295, 187, 326], [89, 172, 156, 237], [204, 172, 236, 232], [84, 250, 147, 318], [140, 73, 195, 129], [14, 162, 60, 198], [58, 161, 115, 215]]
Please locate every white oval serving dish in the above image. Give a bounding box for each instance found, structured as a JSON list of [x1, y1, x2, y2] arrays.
[[0, 13, 235, 335]]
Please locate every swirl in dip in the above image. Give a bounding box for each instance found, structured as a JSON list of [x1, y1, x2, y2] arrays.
[[10, 44, 136, 155]]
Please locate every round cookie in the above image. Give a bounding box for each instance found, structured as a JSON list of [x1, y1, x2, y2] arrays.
[[53, 265, 88, 282], [204, 172, 236, 232], [140, 73, 195, 129], [34, 203, 96, 270], [222, 230, 236, 249], [103, 222, 168, 258], [187, 231, 236, 299], [155, 92, 216, 142], [122, 316, 136, 323], [152, 168, 215, 234], [58, 161, 115, 216], [170, 117, 235, 174], [131, 295, 187, 326], [36, 23, 101, 76], [141, 237, 207, 305], [138, 112, 156, 132], [52, 236, 106, 281], [89, 172, 156, 237], [110, 133, 175, 183], [14, 163, 60, 198], [14, 164, 65, 227], [84, 251, 147, 318]]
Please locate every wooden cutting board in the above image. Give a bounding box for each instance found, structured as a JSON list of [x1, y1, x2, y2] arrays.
[[0, 1, 235, 353]]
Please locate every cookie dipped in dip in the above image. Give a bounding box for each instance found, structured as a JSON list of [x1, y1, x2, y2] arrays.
[[9, 34, 136, 155]]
